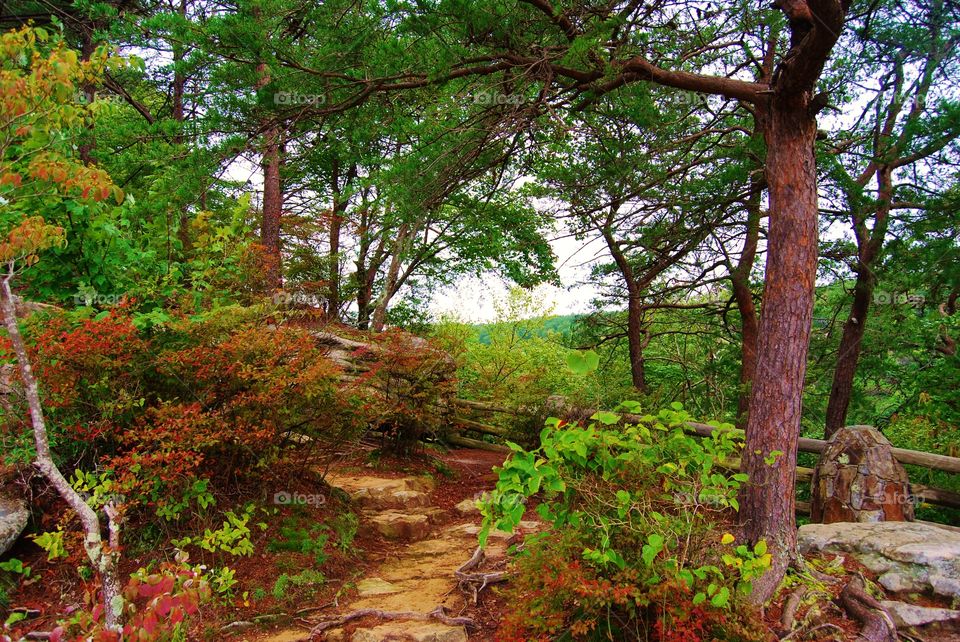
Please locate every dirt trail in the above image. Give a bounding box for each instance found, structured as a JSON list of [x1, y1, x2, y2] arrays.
[[243, 449, 538, 642]]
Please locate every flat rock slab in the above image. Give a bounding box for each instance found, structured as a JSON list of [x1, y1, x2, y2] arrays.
[[453, 498, 481, 516], [325, 475, 435, 510], [799, 521, 960, 597], [881, 600, 960, 628], [368, 511, 431, 541], [444, 519, 541, 542], [356, 578, 404, 597], [0, 495, 29, 556], [351, 621, 467, 642], [352, 577, 457, 614]]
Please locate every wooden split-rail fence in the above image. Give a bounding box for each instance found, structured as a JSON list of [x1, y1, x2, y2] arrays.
[[445, 398, 960, 513]]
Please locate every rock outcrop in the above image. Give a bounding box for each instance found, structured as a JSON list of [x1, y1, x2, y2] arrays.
[[880, 600, 960, 628], [799, 521, 960, 598], [0, 494, 29, 556], [810, 425, 914, 523]]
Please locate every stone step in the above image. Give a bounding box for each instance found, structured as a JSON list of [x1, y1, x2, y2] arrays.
[[350, 621, 467, 642], [355, 577, 404, 597], [367, 510, 432, 541], [325, 474, 435, 511], [443, 519, 542, 542]]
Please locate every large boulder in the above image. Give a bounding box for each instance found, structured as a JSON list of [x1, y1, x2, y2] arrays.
[[799, 521, 960, 598], [880, 600, 960, 628], [0, 364, 17, 420], [810, 425, 914, 523], [0, 494, 29, 556]]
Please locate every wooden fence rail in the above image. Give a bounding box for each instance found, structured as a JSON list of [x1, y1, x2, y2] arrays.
[[448, 398, 960, 511]]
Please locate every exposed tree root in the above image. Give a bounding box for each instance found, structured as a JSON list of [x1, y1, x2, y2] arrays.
[[780, 585, 809, 632], [780, 623, 843, 640], [838, 575, 897, 642], [791, 554, 843, 585], [455, 546, 508, 604], [308, 605, 473, 639]]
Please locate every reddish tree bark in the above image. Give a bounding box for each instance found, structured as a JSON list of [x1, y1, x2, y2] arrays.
[[260, 126, 283, 290], [738, 91, 821, 602]]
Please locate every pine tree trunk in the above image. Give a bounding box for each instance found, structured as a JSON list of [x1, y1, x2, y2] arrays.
[[731, 179, 762, 424], [260, 126, 283, 290], [738, 94, 819, 603], [328, 208, 342, 320], [79, 31, 97, 165], [626, 295, 648, 392], [371, 224, 409, 332], [824, 276, 873, 438], [825, 167, 892, 438]]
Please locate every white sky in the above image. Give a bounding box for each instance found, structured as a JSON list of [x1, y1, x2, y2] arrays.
[[428, 233, 605, 323], [228, 156, 605, 323]]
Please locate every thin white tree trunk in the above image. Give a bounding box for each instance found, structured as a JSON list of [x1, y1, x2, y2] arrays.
[[0, 268, 123, 631]]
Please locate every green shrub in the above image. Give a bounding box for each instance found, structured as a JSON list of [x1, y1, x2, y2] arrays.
[[481, 403, 769, 641]]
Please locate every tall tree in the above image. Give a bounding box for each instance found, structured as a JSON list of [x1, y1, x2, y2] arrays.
[[822, 0, 960, 438], [370, 1, 850, 597], [530, 98, 755, 394]]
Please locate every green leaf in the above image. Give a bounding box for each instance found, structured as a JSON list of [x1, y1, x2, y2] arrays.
[[527, 474, 542, 494], [607, 549, 626, 570], [566, 350, 600, 375], [590, 410, 620, 425], [641, 533, 664, 566], [4, 612, 27, 627], [710, 586, 730, 608], [544, 477, 566, 492]]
